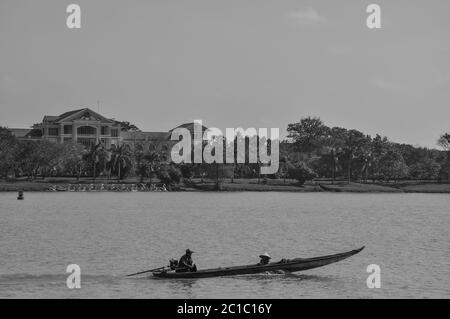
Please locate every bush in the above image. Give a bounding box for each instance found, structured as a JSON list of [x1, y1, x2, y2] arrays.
[[287, 162, 317, 186], [168, 166, 182, 184], [180, 164, 192, 179], [158, 165, 182, 185], [157, 169, 172, 185]]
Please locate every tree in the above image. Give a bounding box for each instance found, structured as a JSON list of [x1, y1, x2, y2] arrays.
[[409, 157, 441, 180], [110, 144, 133, 181], [287, 117, 329, 156], [286, 161, 317, 186], [41, 141, 66, 178], [369, 135, 388, 181], [133, 143, 163, 182], [180, 164, 193, 180], [83, 143, 108, 180], [435, 135, 450, 181], [157, 169, 172, 185], [283, 118, 450, 183], [0, 127, 18, 177], [15, 140, 64, 179], [438, 154, 450, 181], [58, 142, 87, 179], [143, 150, 161, 183], [157, 165, 182, 185], [134, 143, 147, 182], [113, 121, 140, 132], [324, 127, 348, 183], [168, 165, 182, 184], [437, 133, 450, 150], [335, 129, 371, 183], [377, 143, 409, 182], [324, 127, 372, 183]]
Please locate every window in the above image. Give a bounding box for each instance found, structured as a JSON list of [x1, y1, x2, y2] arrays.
[[63, 137, 72, 143], [48, 128, 59, 136], [77, 126, 96, 136], [63, 125, 72, 135], [101, 126, 109, 135], [77, 138, 96, 148], [111, 128, 119, 137]]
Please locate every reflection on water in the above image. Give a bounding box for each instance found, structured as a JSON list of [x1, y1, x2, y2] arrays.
[[0, 192, 449, 298]]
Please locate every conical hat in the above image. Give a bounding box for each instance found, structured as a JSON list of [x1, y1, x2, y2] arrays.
[[259, 252, 271, 259]]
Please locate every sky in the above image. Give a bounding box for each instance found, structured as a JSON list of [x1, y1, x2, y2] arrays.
[[1, 0, 449, 148]]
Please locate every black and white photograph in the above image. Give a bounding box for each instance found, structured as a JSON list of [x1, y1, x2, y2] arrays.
[[0, 0, 449, 304]]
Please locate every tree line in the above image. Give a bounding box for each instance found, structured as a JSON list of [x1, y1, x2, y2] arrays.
[[283, 117, 450, 183], [1, 120, 449, 185]]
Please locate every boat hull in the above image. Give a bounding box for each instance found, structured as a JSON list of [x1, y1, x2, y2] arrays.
[[152, 246, 364, 279]]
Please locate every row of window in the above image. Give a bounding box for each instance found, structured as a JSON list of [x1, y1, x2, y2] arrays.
[[77, 126, 96, 135], [47, 126, 119, 137], [48, 128, 59, 136]]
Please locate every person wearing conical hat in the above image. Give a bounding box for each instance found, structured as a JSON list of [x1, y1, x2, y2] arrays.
[[176, 249, 197, 272], [258, 252, 271, 265]]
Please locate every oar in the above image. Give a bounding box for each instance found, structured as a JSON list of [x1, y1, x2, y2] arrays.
[[126, 266, 166, 277]]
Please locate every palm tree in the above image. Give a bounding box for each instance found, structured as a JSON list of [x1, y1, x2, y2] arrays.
[[326, 147, 341, 184], [110, 144, 132, 181], [144, 151, 161, 183], [134, 143, 146, 182], [84, 143, 107, 181]]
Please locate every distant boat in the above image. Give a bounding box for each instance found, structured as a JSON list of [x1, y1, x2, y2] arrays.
[[152, 246, 365, 279]]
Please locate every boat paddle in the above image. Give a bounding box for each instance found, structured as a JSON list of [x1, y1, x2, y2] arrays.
[[126, 266, 167, 277]]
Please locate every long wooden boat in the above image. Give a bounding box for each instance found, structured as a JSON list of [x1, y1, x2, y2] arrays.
[[152, 246, 364, 279]]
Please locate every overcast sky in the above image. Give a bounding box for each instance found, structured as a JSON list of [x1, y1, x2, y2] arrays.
[[1, 0, 449, 148]]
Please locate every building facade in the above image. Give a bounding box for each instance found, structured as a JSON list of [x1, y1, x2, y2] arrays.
[[9, 108, 123, 148], [8, 108, 205, 160], [37, 108, 122, 148]]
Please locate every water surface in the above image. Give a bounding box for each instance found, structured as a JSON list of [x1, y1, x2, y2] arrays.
[[0, 192, 449, 298]]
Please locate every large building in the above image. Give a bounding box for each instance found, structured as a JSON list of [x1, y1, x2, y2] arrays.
[[10, 108, 122, 148], [8, 108, 205, 158]]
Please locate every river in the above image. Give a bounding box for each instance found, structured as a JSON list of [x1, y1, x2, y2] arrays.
[[0, 192, 449, 298]]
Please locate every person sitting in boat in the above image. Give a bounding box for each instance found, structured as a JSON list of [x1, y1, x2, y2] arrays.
[[176, 249, 197, 272], [258, 252, 271, 265]]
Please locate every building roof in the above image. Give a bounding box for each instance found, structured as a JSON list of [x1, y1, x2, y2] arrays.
[[55, 109, 86, 121], [42, 108, 115, 124], [43, 116, 59, 123]]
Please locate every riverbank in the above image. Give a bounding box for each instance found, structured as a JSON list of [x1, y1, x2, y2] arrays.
[[318, 182, 404, 193], [315, 181, 450, 193], [189, 179, 322, 192], [1, 178, 450, 193]]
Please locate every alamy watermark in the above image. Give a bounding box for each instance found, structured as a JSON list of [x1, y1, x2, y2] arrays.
[[366, 264, 381, 288], [65, 4, 381, 30], [170, 120, 280, 175], [66, 264, 81, 289]]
